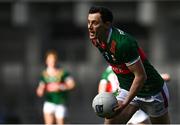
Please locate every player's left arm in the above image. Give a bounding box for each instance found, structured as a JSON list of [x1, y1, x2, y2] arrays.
[[58, 70, 76, 91], [115, 39, 147, 112], [64, 76, 76, 90], [114, 58, 147, 113], [122, 58, 147, 107], [122, 40, 147, 108]]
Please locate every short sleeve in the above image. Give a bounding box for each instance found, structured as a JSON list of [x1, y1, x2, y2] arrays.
[[39, 72, 46, 85], [122, 38, 140, 66], [62, 70, 71, 82], [101, 66, 112, 80]]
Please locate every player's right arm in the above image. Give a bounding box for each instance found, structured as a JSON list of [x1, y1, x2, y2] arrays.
[[36, 82, 45, 97]]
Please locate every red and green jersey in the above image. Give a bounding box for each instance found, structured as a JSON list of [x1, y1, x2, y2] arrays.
[[40, 68, 70, 104], [92, 27, 164, 97]]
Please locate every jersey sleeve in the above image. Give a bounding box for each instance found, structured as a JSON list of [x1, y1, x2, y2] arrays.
[[122, 37, 140, 66], [101, 66, 112, 80], [100, 69, 109, 85], [39, 72, 46, 85], [62, 70, 72, 82]]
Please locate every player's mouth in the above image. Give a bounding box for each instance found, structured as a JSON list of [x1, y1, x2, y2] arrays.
[[89, 31, 96, 39]]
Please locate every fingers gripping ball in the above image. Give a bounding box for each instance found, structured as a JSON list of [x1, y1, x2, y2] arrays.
[[92, 92, 118, 119]]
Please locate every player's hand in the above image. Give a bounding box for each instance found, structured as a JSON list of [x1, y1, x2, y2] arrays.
[[161, 73, 171, 82], [105, 102, 126, 119], [59, 84, 67, 91], [113, 102, 126, 116]]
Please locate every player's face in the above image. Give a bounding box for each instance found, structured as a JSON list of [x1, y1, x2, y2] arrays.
[[46, 54, 56, 68], [88, 13, 107, 40]]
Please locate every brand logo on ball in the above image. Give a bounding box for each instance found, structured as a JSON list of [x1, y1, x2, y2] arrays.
[[95, 105, 103, 113]]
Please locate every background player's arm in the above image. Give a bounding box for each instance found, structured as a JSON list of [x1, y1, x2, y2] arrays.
[[123, 59, 147, 108], [36, 82, 46, 97], [98, 79, 108, 93], [63, 77, 76, 90], [161, 73, 171, 82]]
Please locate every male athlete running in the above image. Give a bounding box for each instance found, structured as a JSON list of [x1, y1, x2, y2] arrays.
[[88, 6, 170, 124]]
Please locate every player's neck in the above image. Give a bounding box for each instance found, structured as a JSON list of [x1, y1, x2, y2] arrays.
[[47, 67, 56, 72], [98, 28, 112, 44]]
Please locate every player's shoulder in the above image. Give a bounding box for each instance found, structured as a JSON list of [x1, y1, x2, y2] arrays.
[[59, 68, 71, 77], [112, 27, 125, 35], [41, 69, 47, 78], [57, 68, 65, 74], [112, 27, 137, 46]]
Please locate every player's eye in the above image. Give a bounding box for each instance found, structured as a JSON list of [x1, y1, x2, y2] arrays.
[[93, 21, 99, 26]]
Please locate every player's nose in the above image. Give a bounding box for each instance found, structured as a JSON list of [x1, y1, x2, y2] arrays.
[[88, 23, 93, 30]]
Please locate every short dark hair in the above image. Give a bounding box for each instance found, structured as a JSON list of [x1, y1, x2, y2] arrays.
[[89, 6, 113, 23]]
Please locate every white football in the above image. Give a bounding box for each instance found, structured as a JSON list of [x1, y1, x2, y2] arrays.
[[92, 92, 118, 118]]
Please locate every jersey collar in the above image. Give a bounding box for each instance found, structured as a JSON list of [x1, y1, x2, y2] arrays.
[[107, 28, 112, 44]]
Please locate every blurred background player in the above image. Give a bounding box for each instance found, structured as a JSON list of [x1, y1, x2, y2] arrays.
[[98, 66, 171, 124], [36, 50, 75, 125]]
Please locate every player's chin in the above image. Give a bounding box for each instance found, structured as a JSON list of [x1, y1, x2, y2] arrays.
[[89, 34, 96, 39], [89, 37, 95, 40]]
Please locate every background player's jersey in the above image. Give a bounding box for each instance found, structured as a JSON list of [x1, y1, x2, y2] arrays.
[[92, 27, 164, 97], [40, 69, 70, 104], [100, 66, 120, 96]]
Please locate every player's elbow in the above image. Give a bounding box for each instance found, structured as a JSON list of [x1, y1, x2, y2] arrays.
[[137, 73, 147, 88], [67, 81, 76, 90], [140, 73, 147, 84], [140, 73, 147, 89]]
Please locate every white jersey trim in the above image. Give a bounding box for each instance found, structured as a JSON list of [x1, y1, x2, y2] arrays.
[[107, 28, 112, 44], [125, 56, 140, 67]]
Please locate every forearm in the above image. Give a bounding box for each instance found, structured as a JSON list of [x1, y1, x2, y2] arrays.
[[123, 59, 147, 107], [61, 79, 75, 91], [123, 75, 146, 107], [36, 84, 45, 97]]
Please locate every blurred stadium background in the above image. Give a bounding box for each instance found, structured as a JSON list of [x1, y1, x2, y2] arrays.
[[0, 0, 180, 124]]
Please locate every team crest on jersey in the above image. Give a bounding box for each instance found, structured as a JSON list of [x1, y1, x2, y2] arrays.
[[110, 40, 116, 54], [103, 52, 116, 63], [111, 54, 116, 62]]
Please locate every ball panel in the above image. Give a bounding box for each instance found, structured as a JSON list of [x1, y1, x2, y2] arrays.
[[92, 92, 118, 118]]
